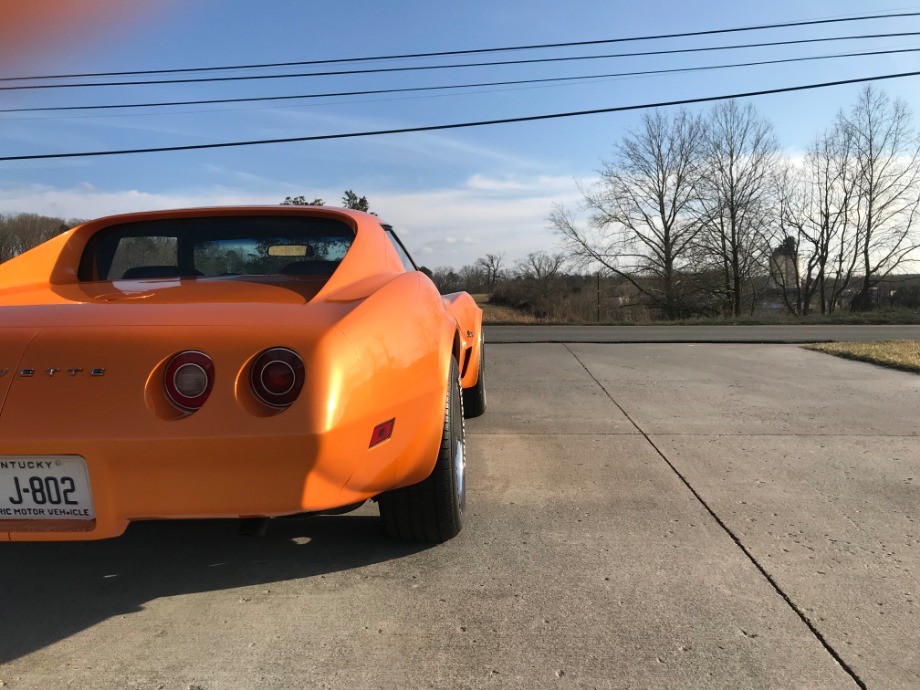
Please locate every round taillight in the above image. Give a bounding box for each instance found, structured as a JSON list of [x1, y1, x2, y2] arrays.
[[251, 348, 304, 408], [164, 351, 214, 411]]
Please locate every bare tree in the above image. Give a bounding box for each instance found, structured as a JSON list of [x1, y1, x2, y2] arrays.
[[551, 109, 704, 319], [839, 87, 920, 311], [0, 213, 78, 262], [515, 251, 565, 298], [769, 164, 805, 314], [0, 221, 17, 263], [774, 124, 861, 314], [429, 266, 462, 294], [458, 263, 487, 293], [475, 252, 505, 292], [694, 100, 779, 316]]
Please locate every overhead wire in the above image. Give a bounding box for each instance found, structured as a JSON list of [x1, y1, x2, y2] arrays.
[[2, 31, 920, 91], [3, 45, 919, 116], [2, 10, 919, 82], [2, 69, 919, 161]]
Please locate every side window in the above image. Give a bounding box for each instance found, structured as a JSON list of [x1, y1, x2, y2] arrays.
[[385, 229, 417, 272]]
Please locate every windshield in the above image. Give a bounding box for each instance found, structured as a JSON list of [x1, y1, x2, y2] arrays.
[[78, 215, 355, 281]]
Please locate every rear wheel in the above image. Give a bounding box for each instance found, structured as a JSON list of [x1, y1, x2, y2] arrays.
[[378, 357, 465, 542], [462, 333, 486, 419]]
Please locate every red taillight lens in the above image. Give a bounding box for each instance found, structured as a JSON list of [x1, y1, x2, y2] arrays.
[[164, 351, 214, 411], [251, 348, 304, 408]]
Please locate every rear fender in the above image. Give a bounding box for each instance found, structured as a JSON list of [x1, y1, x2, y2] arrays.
[[0, 229, 80, 294], [442, 291, 484, 389], [335, 272, 451, 491]]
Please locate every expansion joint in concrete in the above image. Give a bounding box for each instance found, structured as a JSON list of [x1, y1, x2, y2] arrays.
[[563, 344, 867, 690]]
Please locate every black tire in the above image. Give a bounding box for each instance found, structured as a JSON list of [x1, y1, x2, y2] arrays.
[[378, 357, 465, 542], [462, 334, 486, 419]]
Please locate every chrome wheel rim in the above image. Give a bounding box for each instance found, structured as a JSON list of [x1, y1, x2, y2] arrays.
[[455, 436, 465, 513]]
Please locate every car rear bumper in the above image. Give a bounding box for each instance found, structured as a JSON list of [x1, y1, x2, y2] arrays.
[[0, 431, 395, 542]]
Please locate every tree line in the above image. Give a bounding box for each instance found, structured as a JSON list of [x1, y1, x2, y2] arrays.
[[0, 213, 84, 263], [418, 87, 920, 321], [550, 86, 920, 318], [4, 90, 919, 320]]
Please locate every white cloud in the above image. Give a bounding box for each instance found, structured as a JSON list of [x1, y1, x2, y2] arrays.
[[0, 183, 279, 220], [0, 172, 590, 267], [373, 174, 587, 266], [466, 173, 576, 193]]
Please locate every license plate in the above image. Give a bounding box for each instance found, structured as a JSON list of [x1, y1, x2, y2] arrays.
[[0, 456, 94, 521]]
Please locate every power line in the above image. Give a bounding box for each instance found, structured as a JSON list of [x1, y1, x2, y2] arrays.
[[2, 31, 919, 91], [3, 46, 919, 116], [2, 10, 918, 82], [2, 69, 918, 162]]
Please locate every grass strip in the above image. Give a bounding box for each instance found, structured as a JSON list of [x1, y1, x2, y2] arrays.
[[806, 340, 920, 374]]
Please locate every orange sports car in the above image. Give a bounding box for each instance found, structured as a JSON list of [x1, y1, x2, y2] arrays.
[[0, 206, 485, 543]]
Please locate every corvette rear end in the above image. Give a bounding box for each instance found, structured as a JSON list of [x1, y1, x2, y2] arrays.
[[0, 207, 484, 542]]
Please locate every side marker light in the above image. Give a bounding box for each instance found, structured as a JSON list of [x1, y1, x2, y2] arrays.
[[370, 419, 395, 448]]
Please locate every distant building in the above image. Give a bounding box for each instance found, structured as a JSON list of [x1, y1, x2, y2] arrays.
[[770, 236, 800, 289]]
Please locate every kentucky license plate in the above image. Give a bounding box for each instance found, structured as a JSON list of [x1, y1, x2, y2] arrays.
[[0, 456, 95, 520]]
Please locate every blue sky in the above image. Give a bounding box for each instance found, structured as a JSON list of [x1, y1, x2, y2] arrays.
[[2, 1, 919, 268]]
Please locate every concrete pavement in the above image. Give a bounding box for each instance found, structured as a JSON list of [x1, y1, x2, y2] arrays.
[[567, 343, 919, 688], [0, 343, 917, 689]]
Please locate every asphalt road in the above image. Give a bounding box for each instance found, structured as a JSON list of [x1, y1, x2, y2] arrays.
[[1, 343, 918, 689], [486, 324, 920, 343]]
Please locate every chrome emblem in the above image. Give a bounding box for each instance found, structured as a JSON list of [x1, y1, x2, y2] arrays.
[[13, 367, 105, 378]]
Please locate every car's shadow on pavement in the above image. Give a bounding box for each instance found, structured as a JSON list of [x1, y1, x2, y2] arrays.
[[0, 514, 431, 664]]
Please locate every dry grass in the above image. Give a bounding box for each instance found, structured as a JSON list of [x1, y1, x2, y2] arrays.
[[482, 304, 543, 324], [806, 340, 920, 374], [480, 304, 544, 324], [678, 309, 920, 326], [472, 294, 544, 324], [469, 291, 920, 326]]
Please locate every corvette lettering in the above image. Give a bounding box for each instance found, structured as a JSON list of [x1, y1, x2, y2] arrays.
[[11, 367, 105, 377]]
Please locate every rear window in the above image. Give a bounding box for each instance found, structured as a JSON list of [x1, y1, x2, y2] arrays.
[[79, 215, 355, 281]]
